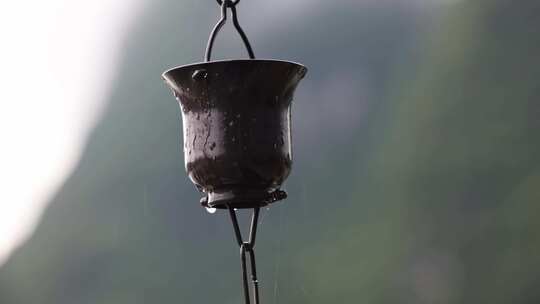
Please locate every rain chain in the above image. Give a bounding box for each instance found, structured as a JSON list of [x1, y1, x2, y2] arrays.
[[161, 0, 307, 303]]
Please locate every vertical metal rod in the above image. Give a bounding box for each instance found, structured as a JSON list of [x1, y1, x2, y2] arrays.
[[227, 205, 261, 304], [205, 1, 228, 62], [228, 206, 244, 246], [248, 249, 260, 304], [230, 5, 255, 59], [240, 245, 251, 304], [249, 207, 260, 245]]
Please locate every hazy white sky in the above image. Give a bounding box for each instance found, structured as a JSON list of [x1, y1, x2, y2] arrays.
[[0, 0, 143, 265]]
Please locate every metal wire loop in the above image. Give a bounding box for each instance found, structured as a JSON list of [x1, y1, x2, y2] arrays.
[[205, 0, 255, 62], [216, 0, 240, 6], [228, 205, 261, 304]]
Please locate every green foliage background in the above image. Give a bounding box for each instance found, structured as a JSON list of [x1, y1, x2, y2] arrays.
[[1, 0, 539, 303]]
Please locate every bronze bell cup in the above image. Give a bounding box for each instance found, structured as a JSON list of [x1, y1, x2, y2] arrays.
[[163, 60, 306, 209], [162, 0, 307, 209]]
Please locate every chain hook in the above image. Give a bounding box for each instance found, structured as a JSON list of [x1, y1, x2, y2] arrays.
[[205, 0, 255, 62]]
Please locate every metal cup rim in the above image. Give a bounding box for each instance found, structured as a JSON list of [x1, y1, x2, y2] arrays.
[[162, 58, 307, 79]]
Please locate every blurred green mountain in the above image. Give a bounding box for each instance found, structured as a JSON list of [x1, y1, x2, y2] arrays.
[[1, 0, 539, 303]]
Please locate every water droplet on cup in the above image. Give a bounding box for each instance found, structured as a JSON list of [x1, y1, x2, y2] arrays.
[[192, 69, 208, 81]]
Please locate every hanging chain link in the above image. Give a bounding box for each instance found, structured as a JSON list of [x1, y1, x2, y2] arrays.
[[205, 0, 255, 62], [215, 0, 241, 5], [228, 205, 261, 304]]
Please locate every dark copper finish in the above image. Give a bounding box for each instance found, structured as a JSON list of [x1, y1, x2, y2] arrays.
[[162, 59, 306, 209]]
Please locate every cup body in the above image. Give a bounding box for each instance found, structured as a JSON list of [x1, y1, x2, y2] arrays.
[[163, 59, 307, 208]]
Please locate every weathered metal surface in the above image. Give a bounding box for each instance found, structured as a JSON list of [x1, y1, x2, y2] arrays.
[[163, 59, 307, 208]]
